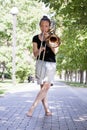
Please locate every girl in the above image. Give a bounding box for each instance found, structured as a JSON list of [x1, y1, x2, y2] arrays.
[[27, 16, 59, 116]]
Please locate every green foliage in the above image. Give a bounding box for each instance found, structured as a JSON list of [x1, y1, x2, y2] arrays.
[[0, 0, 51, 82], [16, 67, 27, 83], [0, 0, 87, 80], [41, 0, 87, 26], [40, 0, 87, 73], [66, 81, 87, 88], [16, 56, 35, 83], [0, 90, 4, 95]]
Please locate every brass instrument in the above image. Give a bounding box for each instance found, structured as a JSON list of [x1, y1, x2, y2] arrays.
[[45, 21, 61, 48]]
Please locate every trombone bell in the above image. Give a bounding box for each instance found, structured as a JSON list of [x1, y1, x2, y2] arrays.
[[46, 34, 60, 48]]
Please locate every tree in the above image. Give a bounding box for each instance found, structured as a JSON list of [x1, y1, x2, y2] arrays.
[[40, 0, 87, 83], [0, 0, 51, 82]]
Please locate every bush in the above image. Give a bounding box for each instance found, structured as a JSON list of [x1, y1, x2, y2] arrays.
[[16, 62, 35, 83], [0, 72, 11, 79], [16, 68, 28, 83]]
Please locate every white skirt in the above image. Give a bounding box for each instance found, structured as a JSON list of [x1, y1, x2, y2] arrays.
[[35, 60, 56, 85]]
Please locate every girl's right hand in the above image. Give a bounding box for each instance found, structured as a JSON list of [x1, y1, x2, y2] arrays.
[[39, 47, 46, 53]]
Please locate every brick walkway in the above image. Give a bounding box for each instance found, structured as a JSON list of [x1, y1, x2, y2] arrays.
[[0, 81, 87, 130]]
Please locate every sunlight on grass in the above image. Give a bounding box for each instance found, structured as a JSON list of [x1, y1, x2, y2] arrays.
[[0, 79, 12, 84], [66, 82, 87, 88], [0, 86, 5, 95], [0, 80, 12, 95], [0, 90, 4, 94]]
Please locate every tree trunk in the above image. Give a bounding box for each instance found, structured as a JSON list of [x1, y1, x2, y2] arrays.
[[74, 71, 77, 82], [79, 70, 83, 83], [85, 70, 87, 84], [70, 71, 73, 82]]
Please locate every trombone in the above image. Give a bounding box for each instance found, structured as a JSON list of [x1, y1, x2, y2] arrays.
[[45, 20, 60, 48]]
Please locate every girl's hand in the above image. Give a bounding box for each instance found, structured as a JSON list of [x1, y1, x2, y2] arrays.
[[39, 47, 46, 53]]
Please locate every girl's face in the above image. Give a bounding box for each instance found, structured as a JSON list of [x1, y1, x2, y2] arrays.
[[40, 20, 50, 34]]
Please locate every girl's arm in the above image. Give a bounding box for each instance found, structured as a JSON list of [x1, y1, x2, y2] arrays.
[[50, 47, 59, 54], [33, 42, 45, 57]]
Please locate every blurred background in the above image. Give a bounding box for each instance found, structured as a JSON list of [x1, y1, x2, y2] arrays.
[[0, 0, 87, 86]]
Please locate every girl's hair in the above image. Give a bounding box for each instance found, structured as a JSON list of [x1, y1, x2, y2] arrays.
[[39, 15, 51, 26]]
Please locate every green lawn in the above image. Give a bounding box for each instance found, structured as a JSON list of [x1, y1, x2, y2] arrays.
[[0, 79, 12, 95], [66, 81, 87, 88], [0, 85, 5, 95], [0, 79, 12, 84], [0, 89, 4, 94]]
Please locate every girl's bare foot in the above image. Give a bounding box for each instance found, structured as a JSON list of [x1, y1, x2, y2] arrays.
[[45, 110, 52, 116], [26, 108, 34, 117]]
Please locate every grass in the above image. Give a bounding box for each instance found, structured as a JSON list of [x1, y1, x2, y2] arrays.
[[0, 86, 5, 95], [66, 81, 87, 88], [0, 79, 12, 95], [0, 89, 4, 94], [0, 79, 12, 83]]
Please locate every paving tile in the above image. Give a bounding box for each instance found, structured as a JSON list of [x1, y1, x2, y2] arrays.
[[0, 82, 87, 130]]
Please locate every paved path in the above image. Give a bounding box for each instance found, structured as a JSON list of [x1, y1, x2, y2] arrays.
[[0, 81, 87, 130]]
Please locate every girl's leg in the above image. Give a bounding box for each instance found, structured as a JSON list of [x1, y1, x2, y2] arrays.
[[27, 82, 50, 116], [41, 85, 52, 116]]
